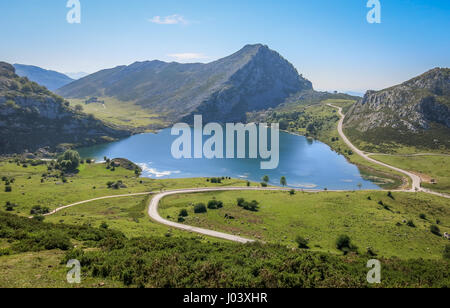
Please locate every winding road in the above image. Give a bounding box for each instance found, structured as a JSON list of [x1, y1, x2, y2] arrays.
[[327, 104, 449, 198], [40, 105, 448, 243]]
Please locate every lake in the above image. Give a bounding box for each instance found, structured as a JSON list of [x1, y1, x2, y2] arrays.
[[78, 127, 381, 190]]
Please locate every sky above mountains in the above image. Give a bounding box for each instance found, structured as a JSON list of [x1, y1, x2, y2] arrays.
[[0, 0, 448, 93]]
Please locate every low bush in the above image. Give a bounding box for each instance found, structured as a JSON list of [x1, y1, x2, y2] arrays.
[[179, 209, 188, 217], [430, 225, 441, 236], [295, 236, 309, 249], [194, 203, 207, 214]]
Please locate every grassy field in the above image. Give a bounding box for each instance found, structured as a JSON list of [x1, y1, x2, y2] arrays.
[[43, 195, 216, 240], [0, 250, 123, 288], [159, 190, 450, 259], [0, 160, 251, 217], [68, 97, 168, 131], [371, 155, 450, 194]]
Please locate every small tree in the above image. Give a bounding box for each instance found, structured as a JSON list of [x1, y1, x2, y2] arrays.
[[262, 175, 269, 183], [289, 189, 295, 196], [280, 176, 287, 187], [57, 150, 81, 172]]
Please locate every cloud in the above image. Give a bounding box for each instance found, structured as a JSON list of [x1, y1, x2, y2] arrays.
[[149, 14, 188, 25], [167, 53, 209, 62]]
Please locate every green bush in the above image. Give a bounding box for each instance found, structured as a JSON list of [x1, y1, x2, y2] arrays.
[[336, 235, 357, 255], [430, 225, 441, 236], [194, 203, 207, 214], [179, 209, 188, 217], [30, 205, 50, 215], [295, 236, 309, 249], [5, 185, 12, 192], [207, 200, 223, 210], [407, 220, 416, 228]]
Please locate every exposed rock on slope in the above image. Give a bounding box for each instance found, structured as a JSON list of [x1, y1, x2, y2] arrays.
[[0, 62, 130, 154], [344, 68, 450, 151], [57, 44, 313, 123]]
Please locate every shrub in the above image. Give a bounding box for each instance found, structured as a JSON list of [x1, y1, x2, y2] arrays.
[[30, 205, 50, 215], [178, 217, 185, 223], [387, 191, 395, 199], [207, 200, 223, 210], [179, 209, 188, 217], [295, 236, 309, 249], [336, 235, 357, 255], [4, 185, 12, 192], [242, 200, 259, 212], [289, 189, 295, 196], [261, 182, 268, 187], [237, 198, 245, 207], [194, 203, 207, 214], [430, 225, 441, 236], [406, 220, 416, 228], [419, 214, 427, 220], [100, 222, 109, 230]]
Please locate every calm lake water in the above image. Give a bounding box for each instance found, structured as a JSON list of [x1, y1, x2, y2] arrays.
[[78, 128, 381, 190]]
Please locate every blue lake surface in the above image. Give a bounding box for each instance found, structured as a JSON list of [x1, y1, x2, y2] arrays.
[[78, 128, 381, 190]]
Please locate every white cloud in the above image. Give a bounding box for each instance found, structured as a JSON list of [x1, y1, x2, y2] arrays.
[[167, 53, 209, 62], [149, 14, 188, 25]]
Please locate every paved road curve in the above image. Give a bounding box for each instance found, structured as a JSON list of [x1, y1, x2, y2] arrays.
[[148, 187, 302, 243], [327, 104, 449, 198]]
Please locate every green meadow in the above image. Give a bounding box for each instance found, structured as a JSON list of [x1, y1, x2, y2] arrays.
[[371, 155, 450, 194], [0, 160, 250, 217], [159, 190, 450, 259]]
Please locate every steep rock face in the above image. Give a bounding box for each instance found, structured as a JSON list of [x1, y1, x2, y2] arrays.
[[57, 44, 312, 123], [346, 68, 450, 133], [0, 62, 130, 154], [344, 68, 450, 151]]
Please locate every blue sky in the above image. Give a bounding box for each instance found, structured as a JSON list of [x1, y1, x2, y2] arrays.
[[0, 0, 448, 92]]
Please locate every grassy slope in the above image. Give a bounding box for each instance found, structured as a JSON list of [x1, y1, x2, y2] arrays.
[[68, 97, 168, 131], [159, 190, 450, 259], [0, 250, 122, 288], [371, 155, 450, 194], [0, 161, 250, 217]]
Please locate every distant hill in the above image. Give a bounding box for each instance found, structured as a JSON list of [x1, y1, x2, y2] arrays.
[[13, 64, 74, 91], [65, 72, 89, 80], [57, 44, 313, 123], [0, 62, 130, 154], [345, 68, 450, 152]]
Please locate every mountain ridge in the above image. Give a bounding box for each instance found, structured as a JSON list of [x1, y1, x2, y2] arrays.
[[0, 62, 130, 154], [344, 67, 450, 151], [13, 64, 74, 91], [57, 44, 313, 123]]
